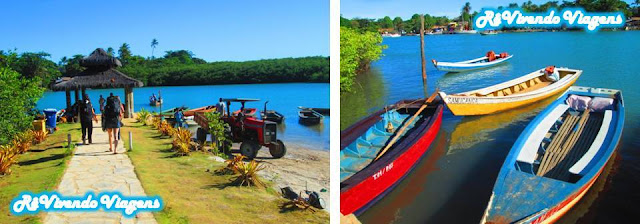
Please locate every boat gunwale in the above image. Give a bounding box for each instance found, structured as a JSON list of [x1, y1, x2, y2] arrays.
[[440, 68, 582, 104], [436, 54, 513, 67], [340, 100, 443, 192]]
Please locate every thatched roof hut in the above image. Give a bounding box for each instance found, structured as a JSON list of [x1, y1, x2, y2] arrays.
[[52, 48, 143, 118]]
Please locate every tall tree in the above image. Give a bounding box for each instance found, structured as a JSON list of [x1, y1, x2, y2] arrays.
[[393, 17, 404, 32], [118, 43, 131, 65], [462, 2, 472, 26], [106, 47, 115, 56], [151, 38, 159, 59]]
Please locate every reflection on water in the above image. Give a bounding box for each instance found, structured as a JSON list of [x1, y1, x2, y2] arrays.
[[436, 63, 512, 92], [340, 68, 387, 130], [557, 151, 620, 224], [360, 132, 448, 224], [448, 93, 559, 155]]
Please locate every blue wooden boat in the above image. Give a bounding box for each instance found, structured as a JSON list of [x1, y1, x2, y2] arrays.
[[481, 86, 624, 224], [431, 53, 513, 72]]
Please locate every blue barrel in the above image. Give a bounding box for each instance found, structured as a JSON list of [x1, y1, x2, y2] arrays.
[[43, 108, 57, 129]]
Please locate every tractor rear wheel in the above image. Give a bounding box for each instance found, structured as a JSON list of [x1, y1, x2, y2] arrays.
[[269, 140, 287, 159], [240, 141, 260, 159]]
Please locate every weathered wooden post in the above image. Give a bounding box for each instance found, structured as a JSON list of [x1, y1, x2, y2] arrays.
[[420, 15, 428, 98], [129, 131, 133, 151], [67, 134, 72, 148]]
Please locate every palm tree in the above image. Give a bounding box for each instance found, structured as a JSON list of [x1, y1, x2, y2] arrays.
[[151, 38, 159, 59], [461, 2, 472, 29]]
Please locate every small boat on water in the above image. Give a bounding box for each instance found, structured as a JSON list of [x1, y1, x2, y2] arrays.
[[340, 98, 443, 215], [455, 29, 478, 34], [261, 101, 284, 123], [481, 86, 624, 224], [298, 109, 323, 125], [381, 33, 401, 38], [480, 30, 499, 35], [232, 108, 257, 118], [432, 51, 513, 72], [149, 98, 162, 106], [298, 106, 330, 116], [183, 105, 217, 117], [439, 67, 582, 116]]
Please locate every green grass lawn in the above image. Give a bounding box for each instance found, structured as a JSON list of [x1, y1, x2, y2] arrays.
[[0, 123, 81, 224], [122, 120, 329, 224]]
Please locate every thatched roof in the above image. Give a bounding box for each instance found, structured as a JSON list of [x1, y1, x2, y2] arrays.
[[51, 48, 143, 91], [51, 68, 143, 91], [80, 48, 122, 68]]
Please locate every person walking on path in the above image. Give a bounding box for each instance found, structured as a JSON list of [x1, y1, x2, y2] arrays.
[[78, 94, 98, 145], [103, 93, 123, 154], [99, 94, 106, 131]]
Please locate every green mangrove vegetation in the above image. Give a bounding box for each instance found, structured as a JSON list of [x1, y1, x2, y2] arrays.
[[340, 27, 385, 93], [0, 44, 329, 89]]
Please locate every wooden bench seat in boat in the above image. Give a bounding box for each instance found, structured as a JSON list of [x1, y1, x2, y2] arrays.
[[569, 110, 613, 175], [516, 104, 570, 164], [535, 110, 605, 181], [340, 110, 419, 181]]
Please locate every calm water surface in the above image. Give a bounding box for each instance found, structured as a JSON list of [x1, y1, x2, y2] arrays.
[[341, 31, 640, 223], [38, 83, 329, 150]]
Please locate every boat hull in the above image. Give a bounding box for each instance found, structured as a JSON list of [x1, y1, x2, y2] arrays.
[[440, 68, 580, 115], [340, 102, 443, 215], [433, 55, 512, 72]]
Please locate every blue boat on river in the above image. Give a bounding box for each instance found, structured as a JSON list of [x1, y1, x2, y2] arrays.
[[481, 86, 624, 224]]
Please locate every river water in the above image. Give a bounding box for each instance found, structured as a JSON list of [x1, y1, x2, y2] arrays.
[[341, 31, 640, 223], [37, 83, 330, 150]]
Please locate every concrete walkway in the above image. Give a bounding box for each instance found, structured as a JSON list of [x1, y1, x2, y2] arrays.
[[44, 122, 157, 224]]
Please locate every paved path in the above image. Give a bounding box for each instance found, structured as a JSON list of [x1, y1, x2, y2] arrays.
[[44, 123, 157, 224]]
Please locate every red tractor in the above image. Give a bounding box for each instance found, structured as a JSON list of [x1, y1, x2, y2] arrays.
[[195, 98, 286, 159]]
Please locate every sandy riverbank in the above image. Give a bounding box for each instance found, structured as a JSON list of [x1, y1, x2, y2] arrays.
[[250, 143, 330, 211]]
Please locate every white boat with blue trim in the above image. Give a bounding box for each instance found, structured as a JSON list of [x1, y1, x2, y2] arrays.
[[431, 51, 513, 72], [481, 86, 624, 223]]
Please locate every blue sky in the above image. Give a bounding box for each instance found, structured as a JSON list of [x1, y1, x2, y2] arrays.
[[0, 0, 329, 62], [341, 0, 635, 19]]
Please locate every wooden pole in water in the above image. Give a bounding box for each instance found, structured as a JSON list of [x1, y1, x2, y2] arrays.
[[420, 15, 428, 98]]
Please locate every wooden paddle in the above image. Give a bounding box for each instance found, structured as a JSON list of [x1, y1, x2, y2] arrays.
[[374, 89, 438, 161]]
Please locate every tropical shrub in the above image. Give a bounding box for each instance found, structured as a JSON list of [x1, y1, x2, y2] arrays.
[[13, 131, 34, 154], [340, 27, 385, 93], [0, 144, 20, 175], [32, 130, 47, 144], [172, 128, 192, 156], [136, 108, 151, 125], [151, 113, 161, 129], [158, 120, 173, 137], [230, 160, 265, 188], [0, 65, 45, 145], [216, 155, 246, 175], [203, 112, 231, 155]]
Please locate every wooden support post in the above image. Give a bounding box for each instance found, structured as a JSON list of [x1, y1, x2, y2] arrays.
[[67, 134, 72, 148], [74, 89, 80, 123], [124, 87, 133, 118], [81, 87, 86, 98], [65, 89, 71, 112], [420, 15, 428, 98]]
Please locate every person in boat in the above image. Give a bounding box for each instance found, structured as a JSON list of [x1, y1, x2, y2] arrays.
[[150, 93, 157, 102], [174, 108, 187, 128], [545, 66, 560, 82], [78, 94, 98, 145]]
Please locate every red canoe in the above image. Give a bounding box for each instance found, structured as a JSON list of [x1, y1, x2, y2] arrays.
[[340, 99, 443, 215]]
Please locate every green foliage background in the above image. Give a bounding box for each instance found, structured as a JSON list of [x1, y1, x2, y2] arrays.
[[340, 27, 385, 93], [0, 65, 44, 145]]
